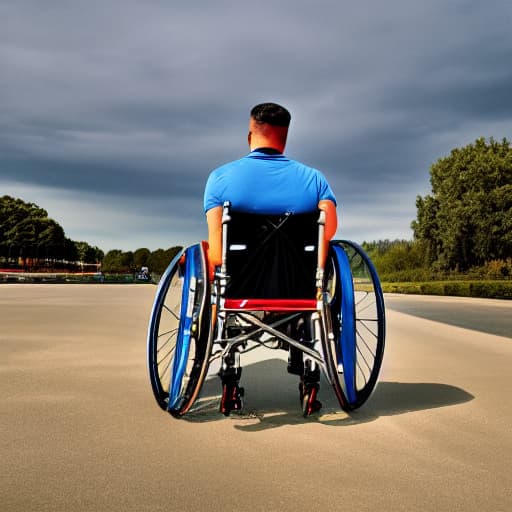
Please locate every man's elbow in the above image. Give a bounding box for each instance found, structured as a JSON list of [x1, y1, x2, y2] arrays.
[[318, 199, 338, 240]]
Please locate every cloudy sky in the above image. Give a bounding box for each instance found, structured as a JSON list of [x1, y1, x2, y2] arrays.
[[1, 0, 511, 252]]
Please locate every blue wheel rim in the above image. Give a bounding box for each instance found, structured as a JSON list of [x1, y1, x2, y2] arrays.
[[168, 245, 202, 409], [147, 243, 210, 415], [331, 244, 358, 404], [328, 240, 386, 409]]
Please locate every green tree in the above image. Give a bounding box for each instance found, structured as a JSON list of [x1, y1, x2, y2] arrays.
[[363, 239, 429, 276], [147, 246, 182, 274], [0, 196, 49, 262], [37, 219, 66, 261], [412, 137, 512, 270], [64, 238, 79, 263], [101, 250, 121, 272], [0, 202, 66, 266], [102, 250, 135, 273], [0, 195, 105, 269], [134, 248, 151, 269], [75, 241, 104, 264]]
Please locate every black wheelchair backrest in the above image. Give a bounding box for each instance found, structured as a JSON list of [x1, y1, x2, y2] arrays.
[[222, 207, 321, 299]]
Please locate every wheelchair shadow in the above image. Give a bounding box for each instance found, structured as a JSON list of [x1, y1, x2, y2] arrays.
[[184, 359, 474, 431]]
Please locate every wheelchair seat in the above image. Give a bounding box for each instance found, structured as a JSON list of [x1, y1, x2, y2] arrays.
[[222, 209, 321, 312], [224, 209, 319, 299]]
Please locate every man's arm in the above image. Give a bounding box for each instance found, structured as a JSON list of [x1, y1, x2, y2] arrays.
[[318, 199, 338, 269], [318, 199, 337, 239], [206, 206, 223, 281]]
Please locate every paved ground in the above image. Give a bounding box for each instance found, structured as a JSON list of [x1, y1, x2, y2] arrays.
[[1, 285, 511, 511], [385, 293, 512, 338]]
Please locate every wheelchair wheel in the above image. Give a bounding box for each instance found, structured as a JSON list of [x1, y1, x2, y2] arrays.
[[147, 243, 212, 416], [323, 240, 385, 411]]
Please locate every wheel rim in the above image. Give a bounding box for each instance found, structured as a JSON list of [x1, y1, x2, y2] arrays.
[[342, 241, 385, 403], [147, 251, 185, 409], [326, 241, 385, 410], [147, 244, 211, 415]]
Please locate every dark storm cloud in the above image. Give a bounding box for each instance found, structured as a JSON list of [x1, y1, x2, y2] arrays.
[[1, 0, 511, 250]]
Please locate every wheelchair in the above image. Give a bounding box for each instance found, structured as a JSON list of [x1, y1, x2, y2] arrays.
[[147, 202, 385, 418]]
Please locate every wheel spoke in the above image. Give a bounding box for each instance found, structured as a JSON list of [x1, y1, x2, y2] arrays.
[[158, 344, 176, 366], [163, 303, 180, 321], [356, 298, 376, 315], [356, 361, 368, 387], [157, 333, 177, 354], [355, 292, 370, 306], [158, 327, 178, 339], [356, 329, 377, 359], [356, 340, 372, 374], [356, 319, 379, 339], [158, 354, 174, 379], [156, 329, 178, 353]]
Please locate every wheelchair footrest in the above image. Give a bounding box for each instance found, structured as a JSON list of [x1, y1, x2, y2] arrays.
[[299, 382, 322, 417], [220, 383, 244, 416]]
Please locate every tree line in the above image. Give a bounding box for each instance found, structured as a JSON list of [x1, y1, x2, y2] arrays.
[[2, 137, 510, 280], [412, 137, 511, 270], [0, 195, 181, 275], [366, 137, 511, 280], [0, 195, 103, 270], [101, 247, 182, 275]]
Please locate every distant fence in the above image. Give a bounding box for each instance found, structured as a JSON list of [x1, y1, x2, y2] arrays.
[[0, 272, 154, 284]]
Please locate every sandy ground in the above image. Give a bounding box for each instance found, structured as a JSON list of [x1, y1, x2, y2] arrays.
[[1, 284, 511, 512]]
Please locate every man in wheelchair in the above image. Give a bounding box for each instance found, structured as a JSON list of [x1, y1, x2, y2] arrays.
[[204, 103, 338, 415], [147, 104, 384, 418]]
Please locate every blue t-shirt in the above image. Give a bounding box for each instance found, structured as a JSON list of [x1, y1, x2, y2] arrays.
[[204, 150, 336, 214]]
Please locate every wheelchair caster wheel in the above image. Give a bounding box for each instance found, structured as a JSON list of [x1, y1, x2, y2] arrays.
[[220, 383, 244, 416], [300, 383, 322, 417]]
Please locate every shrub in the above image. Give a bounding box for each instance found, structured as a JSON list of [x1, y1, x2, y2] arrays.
[[382, 280, 512, 299]]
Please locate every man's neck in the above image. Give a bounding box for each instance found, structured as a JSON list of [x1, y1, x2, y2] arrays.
[[251, 147, 282, 155]]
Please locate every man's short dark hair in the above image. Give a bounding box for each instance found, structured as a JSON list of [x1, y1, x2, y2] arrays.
[[250, 103, 291, 127]]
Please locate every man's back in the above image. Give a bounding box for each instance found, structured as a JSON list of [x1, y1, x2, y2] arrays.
[[204, 149, 336, 215]]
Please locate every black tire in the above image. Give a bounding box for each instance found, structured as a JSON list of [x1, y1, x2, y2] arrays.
[[147, 244, 212, 416]]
